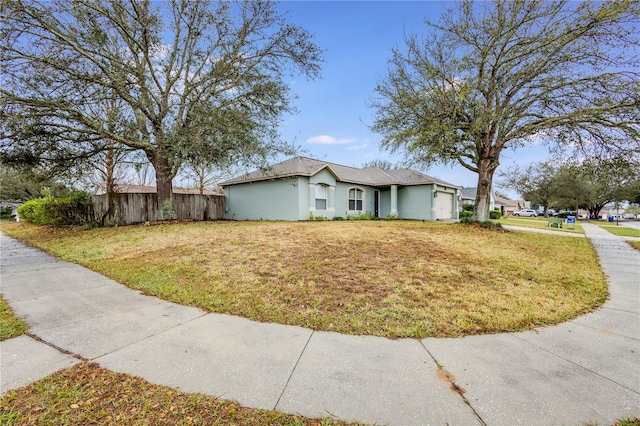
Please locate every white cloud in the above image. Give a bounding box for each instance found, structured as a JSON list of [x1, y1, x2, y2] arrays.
[[307, 135, 357, 145], [346, 143, 368, 150]]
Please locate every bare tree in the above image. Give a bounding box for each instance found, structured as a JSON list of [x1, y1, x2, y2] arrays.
[[370, 0, 640, 221], [2, 0, 322, 219]]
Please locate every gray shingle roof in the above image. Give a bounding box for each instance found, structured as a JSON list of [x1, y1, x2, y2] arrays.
[[220, 157, 460, 188]]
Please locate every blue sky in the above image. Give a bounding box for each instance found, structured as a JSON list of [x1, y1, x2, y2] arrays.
[[274, 1, 551, 196]]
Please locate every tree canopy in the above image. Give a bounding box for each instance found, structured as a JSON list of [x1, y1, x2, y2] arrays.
[[499, 161, 563, 217], [370, 0, 640, 221], [500, 157, 640, 217], [1, 0, 322, 219]]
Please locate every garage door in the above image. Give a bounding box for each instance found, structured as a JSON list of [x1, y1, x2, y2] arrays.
[[435, 192, 453, 219]]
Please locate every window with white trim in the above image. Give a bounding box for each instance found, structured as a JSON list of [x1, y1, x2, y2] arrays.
[[315, 184, 327, 210], [348, 188, 363, 211]]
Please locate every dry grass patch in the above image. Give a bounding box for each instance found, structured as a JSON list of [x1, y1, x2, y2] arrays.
[[0, 363, 354, 425], [0, 297, 28, 341], [2, 221, 607, 338]]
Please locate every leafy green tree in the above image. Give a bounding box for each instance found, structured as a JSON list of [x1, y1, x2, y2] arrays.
[[499, 161, 563, 217], [1, 0, 322, 219], [370, 0, 640, 222], [555, 158, 639, 217], [0, 165, 70, 202]]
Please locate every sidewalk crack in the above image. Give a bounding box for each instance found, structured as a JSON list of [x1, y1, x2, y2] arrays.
[[26, 332, 88, 362], [419, 340, 487, 426], [274, 330, 314, 411]]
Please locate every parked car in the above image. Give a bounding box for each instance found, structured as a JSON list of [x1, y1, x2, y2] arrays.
[[555, 210, 577, 218], [513, 209, 537, 217], [537, 209, 555, 217], [622, 213, 637, 219]]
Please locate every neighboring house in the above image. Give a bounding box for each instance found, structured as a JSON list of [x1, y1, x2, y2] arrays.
[[494, 195, 529, 216], [459, 188, 528, 216], [220, 157, 461, 221], [459, 188, 496, 210]]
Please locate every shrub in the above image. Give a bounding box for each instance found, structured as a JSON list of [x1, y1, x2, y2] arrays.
[[18, 192, 93, 226], [459, 216, 475, 224], [480, 220, 502, 229], [332, 216, 344, 221], [386, 214, 397, 220], [347, 211, 375, 220], [462, 203, 474, 212], [309, 212, 327, 221], [0, 206, 14, 218], [460, 210, 473, 218], [489, 209, 502, 219]]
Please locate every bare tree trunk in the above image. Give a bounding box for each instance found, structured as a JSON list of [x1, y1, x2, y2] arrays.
[[474, 156, 499, 222], [149, 153, 177, 221]]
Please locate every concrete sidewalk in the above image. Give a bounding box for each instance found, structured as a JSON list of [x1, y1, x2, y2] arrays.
[[1, 225, 638, 425]]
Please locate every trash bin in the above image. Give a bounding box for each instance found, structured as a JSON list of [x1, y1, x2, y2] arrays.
[[567, 216, 576, 229], [608, 216, 614, 222]]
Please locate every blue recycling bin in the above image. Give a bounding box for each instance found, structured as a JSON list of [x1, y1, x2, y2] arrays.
[[608, 216, 614, 222], [567, 216, 576, 224]]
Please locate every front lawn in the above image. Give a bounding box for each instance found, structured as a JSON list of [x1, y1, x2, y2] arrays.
[[2, 221, 607, 338]]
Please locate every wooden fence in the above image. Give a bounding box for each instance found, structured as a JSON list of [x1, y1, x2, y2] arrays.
[[92, 193, 226, 226]]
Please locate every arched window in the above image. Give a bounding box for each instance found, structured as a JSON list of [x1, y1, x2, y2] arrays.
[[348, 188, 363, 211]]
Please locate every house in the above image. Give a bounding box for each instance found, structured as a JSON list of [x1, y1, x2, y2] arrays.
[[220, 157, 461, 221], [459, 187, 528, 216], [459, 188, 497, 210], [494, 194, 529, 216]]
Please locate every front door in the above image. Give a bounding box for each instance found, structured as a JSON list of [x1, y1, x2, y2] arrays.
[[374, 190, 380, 218]]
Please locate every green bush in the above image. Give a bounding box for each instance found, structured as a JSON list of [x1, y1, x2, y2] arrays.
[[332, 216, 344, 221], [0, 206, 14, 218], [489, 209, 502, 219], [480, 220, 502, 229], [18, 192, 94, 226], [347, 211, 375, 220], [462, 203, 474, 212], [460, 210, 473, 218], [459, 216, 475, 224]]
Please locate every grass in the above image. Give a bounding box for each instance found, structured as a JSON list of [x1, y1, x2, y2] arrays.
[[627, 240, 640, 251], [0, 362, 355, 426], [1, 220, 607, 339], [497, 216, 584, 233], [0, 297, 28, 341], [597, 224, 640, 238], [584, 418, 640, 426]]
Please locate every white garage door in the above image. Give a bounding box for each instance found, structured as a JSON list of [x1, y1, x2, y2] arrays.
[[435, 192, 453, 219]]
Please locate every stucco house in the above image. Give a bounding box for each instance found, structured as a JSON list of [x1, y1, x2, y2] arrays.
[[220, 157, 461, 221]]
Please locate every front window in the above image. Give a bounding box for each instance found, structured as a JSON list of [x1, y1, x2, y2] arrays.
[[348, 188, 363, 211], [315, 185, 327, 210]]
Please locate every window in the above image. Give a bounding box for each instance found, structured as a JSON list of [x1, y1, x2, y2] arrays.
[[315, 185, 327, 210], [348, 188, 363, 211]]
